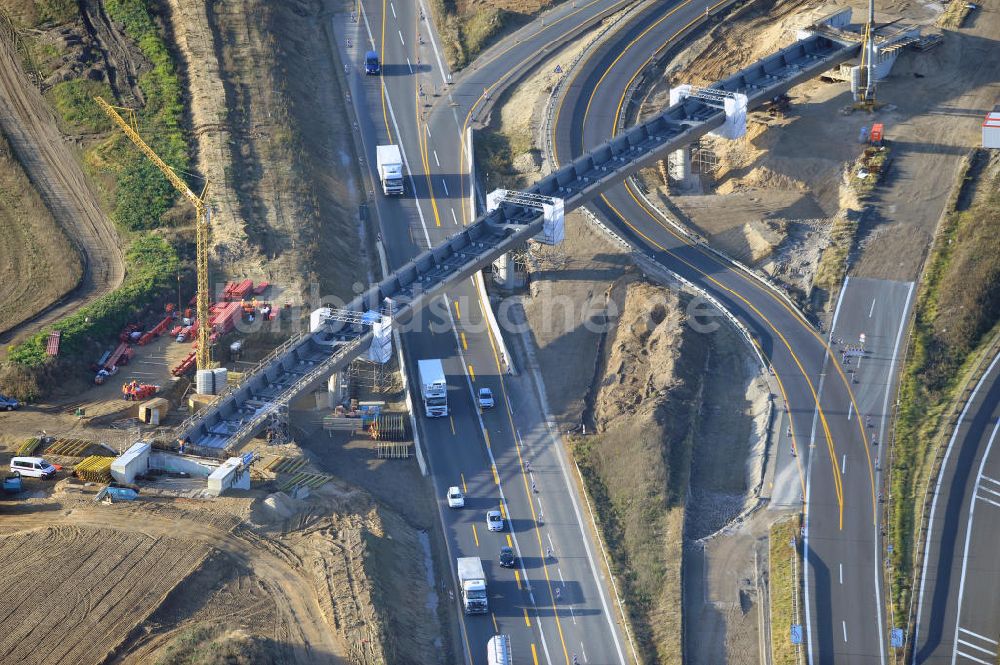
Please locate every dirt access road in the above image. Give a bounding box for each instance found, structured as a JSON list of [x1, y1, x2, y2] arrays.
[[0, 30, 123, 346]]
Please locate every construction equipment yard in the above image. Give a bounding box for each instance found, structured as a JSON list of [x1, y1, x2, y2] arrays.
[[0, 0, 997, 662]]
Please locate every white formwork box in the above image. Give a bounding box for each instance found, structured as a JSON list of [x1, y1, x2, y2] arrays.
[[984, 110, 1000, 149]]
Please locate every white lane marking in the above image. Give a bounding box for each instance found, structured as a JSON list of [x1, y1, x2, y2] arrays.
[[957, 638, 997, 655], [959, 628, 999, 645], [952, 419, 1000, 665], [843, 621, 848, 643], [558, 568, 565, 586], [433, 149, 440, 166], [956, 651, 992, 665], [916, 353, 1000, 654], [390, 2, 396, 18], [569, 604, 577, 624], [848, 402, 854, 421], [975, 494, 1000, 509], [869, 297, 876, 317], [438, 292, 556, 665], [406, 57, 413, 74], [441, 178, 449, 196], [536, 496, 544, 519], [980, 474, 1000, 488], [450, 208, 458, 225], [581, 642, 589, 662], [398, 29, 404, 45], [356, 6, 431, 246], [977, 484, 1000, 499], [839, 563, 843, 584], [424, 122, 432, 138], [804, 276, 850, 664], [842, 454, 847, 475], [547, 533, 555, 553], [416, 0, 449, 86]]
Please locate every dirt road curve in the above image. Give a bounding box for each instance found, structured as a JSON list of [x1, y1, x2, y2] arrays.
[[0, 35, 123, 345]]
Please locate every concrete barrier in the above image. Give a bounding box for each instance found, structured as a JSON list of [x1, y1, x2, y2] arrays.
[[207, 457, 250, 496]]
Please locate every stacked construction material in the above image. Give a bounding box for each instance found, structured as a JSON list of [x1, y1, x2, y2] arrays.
[[74, 456, 114, 483], [137, 315, 174, 345], [222, 279, 254, 301], [46, 438, 93, 457], [17, 437, 40, 456]]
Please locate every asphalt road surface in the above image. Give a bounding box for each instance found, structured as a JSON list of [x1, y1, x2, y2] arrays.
[[913, 350, 1000, 664], [336, 2, 633, 663], [550, 1, 909, 661]]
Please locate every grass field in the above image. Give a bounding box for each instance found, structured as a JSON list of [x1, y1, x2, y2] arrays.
[[769, 514, 803, 665], [888, 151, 1000, 621]]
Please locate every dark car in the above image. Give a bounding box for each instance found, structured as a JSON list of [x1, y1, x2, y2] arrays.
[[0, 394, 20, 411], [499, 546, 516, 568], [364, 50, 380, 75]]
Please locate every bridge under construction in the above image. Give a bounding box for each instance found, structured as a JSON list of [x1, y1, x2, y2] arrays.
[[174, 33, 858, 451]]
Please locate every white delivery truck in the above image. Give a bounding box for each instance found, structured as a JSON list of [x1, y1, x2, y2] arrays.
[[457, 556, 488, 614], [487, 634, 512, 665], [417, 359, 448, 417], [376, 144, 404, 195]]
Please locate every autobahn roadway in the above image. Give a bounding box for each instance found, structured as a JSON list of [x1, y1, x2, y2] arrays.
[[334, 1, 636, 663], [912, 350, 1000, 664], [550, 1, 905, 662]]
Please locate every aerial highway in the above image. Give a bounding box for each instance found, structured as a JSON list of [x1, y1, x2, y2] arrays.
[[913, 350, 1000, 664], [549, 1, 909, 662], [336, 1, 635, 663]]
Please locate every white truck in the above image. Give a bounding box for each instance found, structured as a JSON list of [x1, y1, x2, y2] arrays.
[[417, 358, 448, 417], [376, 144, 404, 195], [487, 634, 512, 665], [457, 556, 488, 614]]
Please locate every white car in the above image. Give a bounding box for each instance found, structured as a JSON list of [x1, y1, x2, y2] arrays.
[[486, 509, 504, 532], [478, 388, 495, 409], [447, 486, 465, 508]]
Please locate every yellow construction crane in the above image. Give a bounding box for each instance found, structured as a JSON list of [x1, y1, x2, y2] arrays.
[[95, 96, 213, 370]]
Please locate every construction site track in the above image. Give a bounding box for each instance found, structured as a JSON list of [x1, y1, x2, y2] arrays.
[[0, 24, 124, 345]]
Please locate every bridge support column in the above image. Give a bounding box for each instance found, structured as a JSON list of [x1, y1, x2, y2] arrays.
[[491, 252, 525, 289]]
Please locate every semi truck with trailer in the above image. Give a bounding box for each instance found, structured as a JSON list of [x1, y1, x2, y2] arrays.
[[457, 556, 488, 614], [487, 634, 512, 665], [417, 358, 448, 417], [376, 144, 404, 195]]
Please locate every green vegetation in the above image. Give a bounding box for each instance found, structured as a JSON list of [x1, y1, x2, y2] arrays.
[[426, 1, 508, 69], [154, 623, 279, 665], [33, 0, 77, 25], [6, 235, 178, 371], [889, 154, 1000, 621], [770, 515, 804, 665], [812, 215, 859, 303], [47, 79, 115, 133], [96, 0, 188, 232], [851, 145, 891, 197], [573, 393, 702, 661]]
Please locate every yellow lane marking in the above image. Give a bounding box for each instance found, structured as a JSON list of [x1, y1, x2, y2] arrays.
[[523, 608, 532, 627], [454, 300, 461, 319], [532, 644, 539, 665], [450, 416, 456, 435], [468, 364, 476, 380], [492, 612, 499, 633], [492, 464, 500, 486], [506, 534, 513, 548], [515, 569, 523, 590], [460, 331, 468, 350], [461, 473, 468, 493], [484, 429, 491, 448], [500, 502, 507, 519], [472, 524, 480, 547]]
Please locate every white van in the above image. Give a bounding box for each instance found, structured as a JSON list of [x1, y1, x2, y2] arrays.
[[10, 456, 57, 479]]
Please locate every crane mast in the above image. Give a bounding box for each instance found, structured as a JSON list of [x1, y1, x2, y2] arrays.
[[95, 96, 213, 370]]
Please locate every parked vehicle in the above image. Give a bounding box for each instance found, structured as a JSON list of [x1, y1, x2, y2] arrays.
[[487, 509, 504, 532], [364, 50, 381, 75], [0, 394, 20, 411], [447, 486, 465, 508], [478, 387, 495, 409], [10, 456, 57, 479], [498, 546, 516, 568], [457, 557, 488, 614], [417, 359, 448, 417], [376, 144, 405, 196]]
